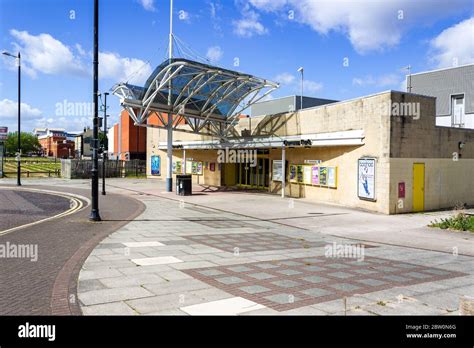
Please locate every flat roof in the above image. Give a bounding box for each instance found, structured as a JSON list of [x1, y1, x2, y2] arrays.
[[410, 63, 474, 77]]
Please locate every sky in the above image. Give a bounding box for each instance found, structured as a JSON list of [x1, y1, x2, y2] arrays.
[[0, 0, 473, 133]]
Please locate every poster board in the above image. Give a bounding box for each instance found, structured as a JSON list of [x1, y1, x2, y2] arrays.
[[358, 158, 376, 200], [210, 162, 215, 172], [196, 162, 203, 175], [176, 161, 182, 174], [272, 160, 283, 182], [311, 166, 319, 185], [151, 155, 160, 176], [289, 165, 297, 182], [327, 167, 337, 188], [186, 160, 193, 174], [303, 165, 312, 184], [296, 165, 304, 183], [191, 161, 203, 175], [319, 167, 327, 185]]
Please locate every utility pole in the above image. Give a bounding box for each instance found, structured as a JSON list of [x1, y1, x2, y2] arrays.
[[2, 50, 21, 186], [297, 67, 304, 111], [90, 0, 101, 221], [166, 0, 174, 192], [102, 92, 108, 195]]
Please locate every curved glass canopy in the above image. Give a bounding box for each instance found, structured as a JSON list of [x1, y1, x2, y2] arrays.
[[112, 58, 279, 137]]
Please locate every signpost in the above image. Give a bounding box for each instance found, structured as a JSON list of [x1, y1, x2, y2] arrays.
[[0, 127, 7, 178]]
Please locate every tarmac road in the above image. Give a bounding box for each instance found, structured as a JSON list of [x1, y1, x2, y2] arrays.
[[0, 189, 72, 232], [0, 185, 145, 315]]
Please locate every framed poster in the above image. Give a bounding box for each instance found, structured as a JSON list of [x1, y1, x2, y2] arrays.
[[172, 161, 177, 174], [186, 160, 193, 174], [289, 165, 297, 182], [311, 166, 319, 185], [327, 167, 337, 188], [272, 160, 283, 182], [192, 161, 198, 174], [303, 165, 312, 184], [151, 155, 160, 176], [358, 158, 376, 200], [176, 161, 182, 174], [210, 162, 215, 172], [296, 165, 304, 183], [319, 167, 327, 185], [196, 162, 203, 175]]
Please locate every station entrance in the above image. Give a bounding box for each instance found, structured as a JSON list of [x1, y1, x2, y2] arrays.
[[221, 151, 270, 190]]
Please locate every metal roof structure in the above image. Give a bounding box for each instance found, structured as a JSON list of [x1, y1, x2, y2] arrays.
[[112, 58, 279, 138]]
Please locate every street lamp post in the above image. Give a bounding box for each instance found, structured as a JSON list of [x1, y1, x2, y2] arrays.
[[2, 50, 21, 186], [297, 67, 304, 111], [90, 0, 101, 221], [102, 92, 109, 195]]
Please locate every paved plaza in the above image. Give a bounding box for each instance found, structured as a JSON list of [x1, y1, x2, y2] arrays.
[[66, 179, 474, 316], [1, 178, 473, 316]]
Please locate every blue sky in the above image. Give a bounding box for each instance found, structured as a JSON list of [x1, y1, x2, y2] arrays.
[[0, 0, 473, 132]]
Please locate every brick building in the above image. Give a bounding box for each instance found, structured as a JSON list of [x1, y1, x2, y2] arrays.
[[34, 128, 75, 158], [108, 110, 147, 160]]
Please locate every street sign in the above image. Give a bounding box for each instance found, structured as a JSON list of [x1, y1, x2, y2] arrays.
[[0, 126, 8, 134], [0, 134, 7, 141]]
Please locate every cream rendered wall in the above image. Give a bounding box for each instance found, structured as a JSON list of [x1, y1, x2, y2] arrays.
[[388, 91, 474, 213], [389, 158, 474, 214], [263, 92, 393, 214]]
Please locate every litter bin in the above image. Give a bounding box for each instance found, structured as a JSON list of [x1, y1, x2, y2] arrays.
[[176, 175, 192, 196]]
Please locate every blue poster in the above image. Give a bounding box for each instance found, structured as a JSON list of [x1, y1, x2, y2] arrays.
[[151, 155, 160, 176]]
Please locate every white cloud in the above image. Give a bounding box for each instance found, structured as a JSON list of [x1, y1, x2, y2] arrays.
[[275, 72, 295, 85], [305, 80, 323, 93], [275, 72, 323, 94], [9, 29, 88, 78], [99, 52, 152, 85], [233, 4, 268, 38], [5, 30, 151, 84], [430, 17, 474, 68], [206, 46, 223, 64], [0, 99, 42, 120], [75, 43, 86, 56], [352, 74, 401, 87], [138, 0, 155, 12], [246, 0, 472, 53]]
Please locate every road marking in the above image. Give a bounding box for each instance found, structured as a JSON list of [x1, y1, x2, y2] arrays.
[[123, 241, 164, 247], [0, 187, 88, 236], [131, 256, 183, 266], [180, 297, 265, 315]]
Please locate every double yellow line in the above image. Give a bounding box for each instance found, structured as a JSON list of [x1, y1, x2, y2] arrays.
[[0, 187, 88, 236]]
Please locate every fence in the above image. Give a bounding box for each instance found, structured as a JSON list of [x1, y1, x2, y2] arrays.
[[2, 157, 61, 178], [61, 159, 146, 179]]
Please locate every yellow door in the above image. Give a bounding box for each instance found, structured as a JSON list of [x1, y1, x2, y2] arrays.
[[413, 163, 425, 212]]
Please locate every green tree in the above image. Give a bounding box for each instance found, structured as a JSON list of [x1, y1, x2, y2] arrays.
[[5, 132, 42, 155]]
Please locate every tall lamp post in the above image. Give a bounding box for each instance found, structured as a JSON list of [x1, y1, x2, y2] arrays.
[[297, 67, 304, 111], [102, 92, 109, 195], [90, 0, 101, 221], [403, 65, 412, 93], [2, 50, 21, 186]]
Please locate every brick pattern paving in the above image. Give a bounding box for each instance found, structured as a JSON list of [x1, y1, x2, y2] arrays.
[[183, 232, 377, 253], [184, 256, 467, 311], [184, 232, 326, 253], [183, 217, 265, 230]]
